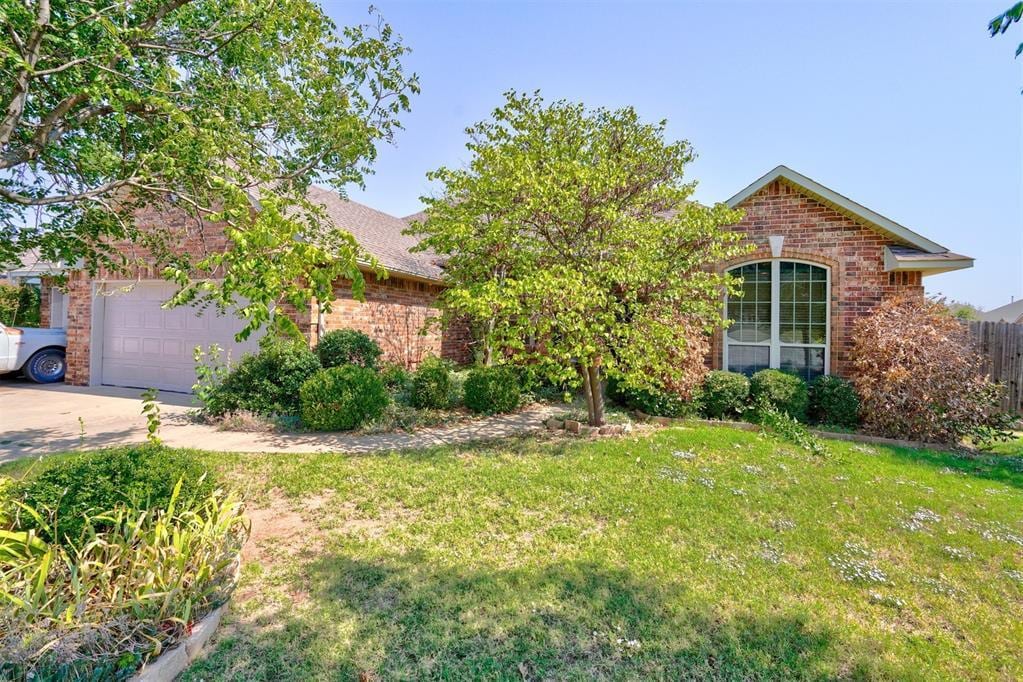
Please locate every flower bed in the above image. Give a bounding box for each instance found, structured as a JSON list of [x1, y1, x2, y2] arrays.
[[0, 447, 248, 680]]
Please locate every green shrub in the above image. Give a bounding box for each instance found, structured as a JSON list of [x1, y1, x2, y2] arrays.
[[315, 328, 382, 369], [606, 377, 697, 418], [0, 282, 40, 327], [463, 366, 521, 414], [212, 340, 321, 416], [300, 365, 390, 431], [808, 375, 860, 427], [16, 445, 217, 546], [448, 368, 469, 407], [750, 369, 808, 421], [379, 362, 412, 393], [409, 357, 453, 409], [701, 370, 750, 419]]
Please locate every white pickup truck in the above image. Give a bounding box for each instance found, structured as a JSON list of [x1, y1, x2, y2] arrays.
[[0, 322, 67, 383]]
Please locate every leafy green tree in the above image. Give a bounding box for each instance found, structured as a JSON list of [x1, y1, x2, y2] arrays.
[[0, 0, 418, 337], [411, 91, 750, 426], [989, 3, 1023, 58]]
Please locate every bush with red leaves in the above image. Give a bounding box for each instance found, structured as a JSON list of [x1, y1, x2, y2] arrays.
[[851, 295, 1014, 446]]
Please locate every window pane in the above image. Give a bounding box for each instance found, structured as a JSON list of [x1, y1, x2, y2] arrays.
[[727, 345, 770, 377], [727, 262, 772, 343], [780, 346, 825, 382]]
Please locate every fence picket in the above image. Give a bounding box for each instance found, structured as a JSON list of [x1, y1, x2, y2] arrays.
[[969, 320, 1023, 415]]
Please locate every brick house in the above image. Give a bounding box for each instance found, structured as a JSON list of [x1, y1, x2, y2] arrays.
[[711, 165, 971, 381], [38, 164, 970, 392], [42, 185, 471, 393]]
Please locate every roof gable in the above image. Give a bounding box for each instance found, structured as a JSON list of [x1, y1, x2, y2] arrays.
[[726, 165, 948, 254]]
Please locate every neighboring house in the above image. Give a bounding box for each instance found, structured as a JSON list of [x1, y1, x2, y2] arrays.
[[978, 299, 1023, 324], [36, 164, 971, 393]]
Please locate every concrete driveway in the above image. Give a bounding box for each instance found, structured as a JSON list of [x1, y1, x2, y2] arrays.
[[0, 378, 557, 462]]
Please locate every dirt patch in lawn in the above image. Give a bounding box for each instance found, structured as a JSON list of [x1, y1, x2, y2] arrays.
[[241, 489, 335, 564]]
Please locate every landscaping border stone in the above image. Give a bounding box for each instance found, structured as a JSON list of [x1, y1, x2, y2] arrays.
[[129, 559, 240, 682], [130, 604, 228, 682]]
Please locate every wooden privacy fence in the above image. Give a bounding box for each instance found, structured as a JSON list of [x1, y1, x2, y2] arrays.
[[968, 321, 1023, 415]]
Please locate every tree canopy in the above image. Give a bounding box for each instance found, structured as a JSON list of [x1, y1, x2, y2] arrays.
[[0, 0, 418, 336], [410, 91, 750, 425], [989, 3, 1023, 58]]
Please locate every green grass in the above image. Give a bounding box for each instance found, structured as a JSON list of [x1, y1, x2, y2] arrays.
[[9, 427, 1023, 680]]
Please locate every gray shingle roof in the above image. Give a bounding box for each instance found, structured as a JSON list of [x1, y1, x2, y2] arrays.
[[305, 186, 444, 282]]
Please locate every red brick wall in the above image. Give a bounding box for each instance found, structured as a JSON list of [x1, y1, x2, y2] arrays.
[[319, 274, 471, 368], [712, 179, 924, 378], [64, 271, 94, 385], [61, 201, 470, 384]]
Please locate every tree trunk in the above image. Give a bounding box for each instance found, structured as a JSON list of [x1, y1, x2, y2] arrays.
[[581, 364, 596, 422], [586, 364, 605, 426]]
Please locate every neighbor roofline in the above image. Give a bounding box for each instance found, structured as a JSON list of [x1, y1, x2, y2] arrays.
[[726, 165, 948, 254]]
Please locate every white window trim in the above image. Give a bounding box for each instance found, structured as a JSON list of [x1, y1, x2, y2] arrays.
[[723, 258, 831, 377]]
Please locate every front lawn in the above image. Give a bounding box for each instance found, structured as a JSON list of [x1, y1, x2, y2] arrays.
[[29, 426, 1023, 680]]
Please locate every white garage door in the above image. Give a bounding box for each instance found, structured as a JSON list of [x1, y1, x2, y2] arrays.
[[100, 281, 262, 393]]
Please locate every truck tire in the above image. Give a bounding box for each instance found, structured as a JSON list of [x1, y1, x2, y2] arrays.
[[24, 348, 66, 383]]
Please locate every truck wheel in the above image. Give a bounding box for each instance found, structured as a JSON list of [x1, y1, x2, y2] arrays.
[[24, 348, 66, 383]]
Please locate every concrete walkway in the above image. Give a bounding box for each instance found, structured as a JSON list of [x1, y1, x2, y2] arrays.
[[0, 380, 559, 462]]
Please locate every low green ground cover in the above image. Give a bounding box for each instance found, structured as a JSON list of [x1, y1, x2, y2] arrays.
[[109, 425, 1023, 681]]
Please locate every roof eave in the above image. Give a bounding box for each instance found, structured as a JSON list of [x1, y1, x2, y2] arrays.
[[882, 247, 974, 277], [727, 165, 949, 254]]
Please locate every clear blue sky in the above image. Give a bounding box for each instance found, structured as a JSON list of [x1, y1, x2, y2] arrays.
[[326, 0, 1023, 310]]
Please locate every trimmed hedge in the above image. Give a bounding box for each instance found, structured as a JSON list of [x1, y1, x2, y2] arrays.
[[299, 365, 389, 431], [410, 357, 453, 409], [316, 328, 382, 369], [701, 370, 750, 419], [16, 446, 216, 546], [463, 366, 521, 415], [808, 375, 860, 427], [213, 340, 321, 416], [750, 369, 808, 421]]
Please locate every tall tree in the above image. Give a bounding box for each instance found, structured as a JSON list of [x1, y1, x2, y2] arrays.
[[989, 3, 1023, 58], [0, 0, 418, 336], [411, 91, 750, 426]]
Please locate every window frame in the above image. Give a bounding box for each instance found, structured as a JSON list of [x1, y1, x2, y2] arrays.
[[723, 258, 831, 378]]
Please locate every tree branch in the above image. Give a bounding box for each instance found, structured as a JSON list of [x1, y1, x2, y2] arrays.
[[0, 0, 51, 146]]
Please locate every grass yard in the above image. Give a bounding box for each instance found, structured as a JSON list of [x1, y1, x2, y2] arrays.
[[19, 425, 1022, 680]]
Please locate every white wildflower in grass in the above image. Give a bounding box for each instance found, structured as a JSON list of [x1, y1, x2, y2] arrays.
[[829, 554, 889, 585], [731, 488, 748, 497], [983, 488, 1007, 496], [868, 591, 906, 609], [741, 464, 764, 476], [898, 507, 942, 533], [942, 545, 976, 561], [829, 541, 888, 584], [672, 450, 697, 461], [770, 518, 797, 532], [938, 466, 966, 476], [914, 576, 959, 599], [657, 467, 687, 484], [834, 475, 849, 482], [697, 477, 715, 489], [757, 539, 784, 565], [706, 549, 746, 575], [1004, 570, 1023, 584], [964, 519, 1023, 548], [852, 444, 878, 456]]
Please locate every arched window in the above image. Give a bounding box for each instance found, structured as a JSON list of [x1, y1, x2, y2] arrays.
[[724, 260, 830, 381]]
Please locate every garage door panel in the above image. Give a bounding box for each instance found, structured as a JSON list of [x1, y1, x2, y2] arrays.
[[101, 282, 263, 393]]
